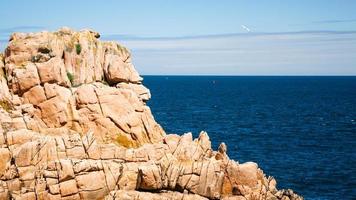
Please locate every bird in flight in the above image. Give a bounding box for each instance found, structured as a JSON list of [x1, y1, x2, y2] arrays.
[[241, 25, 251, 32]]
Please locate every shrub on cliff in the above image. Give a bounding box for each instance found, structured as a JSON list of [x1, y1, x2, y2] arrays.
[[75, 43, 82, 54], [67, 71, 74, 84]]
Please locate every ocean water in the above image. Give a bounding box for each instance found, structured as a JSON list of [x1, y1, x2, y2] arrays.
[[143, 76, 356, 200]]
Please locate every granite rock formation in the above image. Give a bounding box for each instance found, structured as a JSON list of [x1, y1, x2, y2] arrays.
[[0, 28, 303, 200]]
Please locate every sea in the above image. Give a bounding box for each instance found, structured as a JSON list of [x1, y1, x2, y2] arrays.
[[143, 76, 356, 200]]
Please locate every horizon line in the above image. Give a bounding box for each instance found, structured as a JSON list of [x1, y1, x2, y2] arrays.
[[102, 30, 356, 41], [141, 74, 356, 77]]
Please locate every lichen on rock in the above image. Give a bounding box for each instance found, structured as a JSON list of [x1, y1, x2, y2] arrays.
[[0, 28, 303, 200]]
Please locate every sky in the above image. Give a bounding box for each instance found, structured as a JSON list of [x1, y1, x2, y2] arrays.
[[1, 0, 356, 75]]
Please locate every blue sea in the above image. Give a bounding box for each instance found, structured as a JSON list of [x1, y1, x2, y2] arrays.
[[143, 76, 356, 200]]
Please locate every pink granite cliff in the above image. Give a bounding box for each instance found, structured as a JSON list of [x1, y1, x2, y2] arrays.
[[0, 28, 303, 200]]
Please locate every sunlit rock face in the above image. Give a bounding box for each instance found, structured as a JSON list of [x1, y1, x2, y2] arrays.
[[2, 27, 164, 147], [0, 28, 302, 200]]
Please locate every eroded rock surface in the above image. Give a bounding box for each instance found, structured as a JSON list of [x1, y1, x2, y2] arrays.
[[0, 28, 303, 200]]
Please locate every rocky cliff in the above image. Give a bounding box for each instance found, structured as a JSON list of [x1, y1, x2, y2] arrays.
[[0, 28, 302, 200]]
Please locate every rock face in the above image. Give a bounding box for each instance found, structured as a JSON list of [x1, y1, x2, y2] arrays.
[[0, 28, 303, 200]]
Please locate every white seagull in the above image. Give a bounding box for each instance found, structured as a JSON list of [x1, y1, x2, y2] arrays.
[[241, 25, 251, 33]]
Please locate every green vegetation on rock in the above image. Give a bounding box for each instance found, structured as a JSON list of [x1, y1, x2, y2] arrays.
[[66, 71, 74, 85], [75, 43, 82, 55]]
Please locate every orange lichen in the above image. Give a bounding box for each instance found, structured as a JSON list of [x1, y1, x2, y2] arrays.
[[116, 133, 138, 148], [0, 100, 13, 112]]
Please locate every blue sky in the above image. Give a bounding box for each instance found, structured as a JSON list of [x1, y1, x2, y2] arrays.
[[1, 0, 356, 75]]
